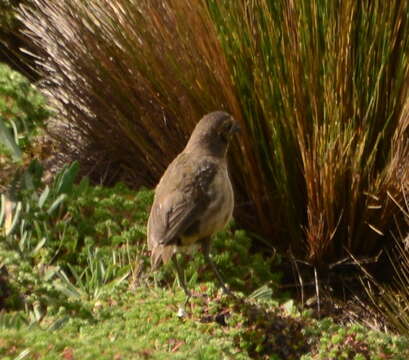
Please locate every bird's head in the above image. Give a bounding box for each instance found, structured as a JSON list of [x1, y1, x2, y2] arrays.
[[185, 111, 240, 158]]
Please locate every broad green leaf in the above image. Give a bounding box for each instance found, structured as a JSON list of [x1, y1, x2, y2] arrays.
[[55, 161, 79, 195], [248, 284, 273, 301], [53, 279, 83, 299], [0, 117, 22, 161], [77, 176, 90, 194]]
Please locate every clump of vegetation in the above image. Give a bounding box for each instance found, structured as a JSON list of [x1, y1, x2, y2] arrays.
[[0, 62, 50, 193], [0, 63, 49, 149], [1, 163, 88, 315], [207, 0, 409, 264], [0, 178, 146, 312], [19, 0, 409, 267], [302, 318, 409, 360], [45, 182, 151, 270], [358, 197, 409, 340]]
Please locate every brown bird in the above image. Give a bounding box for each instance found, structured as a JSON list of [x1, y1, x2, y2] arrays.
[[147, 111, 239, 298]]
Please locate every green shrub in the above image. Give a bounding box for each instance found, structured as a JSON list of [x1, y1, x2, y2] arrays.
[[0, 162, 89, 315], [0, 62, 49, 151], [302, 318, 409, 360], [0, 178, 152, 313], [0, 62, 51, 194], [47, 182, 153, 303]]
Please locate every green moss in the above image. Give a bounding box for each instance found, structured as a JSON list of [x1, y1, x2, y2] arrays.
[[1, 182, 409, 359], [3, 286, 408, 360], [302, 318, 409, 360], [0, 289, 248, 360]]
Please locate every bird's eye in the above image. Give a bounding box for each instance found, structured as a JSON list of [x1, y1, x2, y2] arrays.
[[222, 121, 232, 133], [217, 121, 231, 142]]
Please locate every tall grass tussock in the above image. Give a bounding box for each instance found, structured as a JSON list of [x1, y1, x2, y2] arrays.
[[18, 0, 409, 266]]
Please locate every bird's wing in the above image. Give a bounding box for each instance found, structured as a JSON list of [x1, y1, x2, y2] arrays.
[[148, 154, 218, 247]]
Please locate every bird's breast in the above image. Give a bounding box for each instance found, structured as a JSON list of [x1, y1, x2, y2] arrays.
[[180, 165, 234, 246]]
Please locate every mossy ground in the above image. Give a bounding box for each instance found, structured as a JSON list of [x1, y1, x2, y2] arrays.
[[2, 284, 408, 360], [1, 184, 409, 359], [0, 287, 244, 360]]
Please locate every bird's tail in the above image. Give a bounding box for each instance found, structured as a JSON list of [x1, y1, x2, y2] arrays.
[[150, 244, 175, 269]]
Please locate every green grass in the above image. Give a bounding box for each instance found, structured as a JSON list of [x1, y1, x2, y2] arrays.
[[1, 284, 409, 360], [0, 288, 245, 360], [1, 182, 409, 359]]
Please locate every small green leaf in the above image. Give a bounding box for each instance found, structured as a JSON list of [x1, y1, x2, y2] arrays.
[[18, 228, 29, 251], [53, 280, 83, 299], [0, 117, 22, 161], [5, 201, 22, 236], [44, 266, 61, 281], [0, 194, 5, 226], [14, 349, 31, 360], [112, 271, 130, 287], [47, 194, 67, 215], [282, 299, 297, 315], [38, 185, 50, 209], [32, 237, 47, 255], [48, 316, 69, 331], [55, 161, 79, 195]]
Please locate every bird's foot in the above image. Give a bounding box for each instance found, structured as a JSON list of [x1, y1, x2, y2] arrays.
[[177, 306, 187, 318], [219, 285, 235, 298], [176, 291, 192, 318]]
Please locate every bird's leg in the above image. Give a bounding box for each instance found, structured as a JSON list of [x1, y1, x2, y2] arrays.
[[172, 254, 191, 301], [172, 254, 191, 317], [201, 239, 232, 296]]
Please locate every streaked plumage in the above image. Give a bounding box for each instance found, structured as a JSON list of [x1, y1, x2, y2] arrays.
[[147, 111, 238, 295]]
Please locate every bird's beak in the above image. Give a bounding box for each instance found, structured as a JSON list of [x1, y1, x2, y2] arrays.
[[230, 122, 240, 134]]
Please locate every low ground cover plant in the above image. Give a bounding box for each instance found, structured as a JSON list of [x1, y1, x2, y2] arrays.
[[2, 181, 409, 359], [2, 2, 409, 358]]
